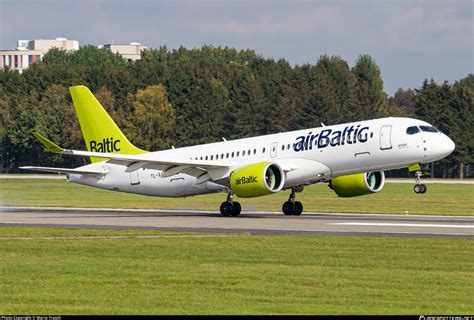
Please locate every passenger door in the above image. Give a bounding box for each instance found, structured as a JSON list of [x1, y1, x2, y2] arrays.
[[380, 125, 392, 150]]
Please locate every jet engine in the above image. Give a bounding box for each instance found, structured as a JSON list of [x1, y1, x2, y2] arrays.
[[330, 171, 385, 197], [230, 162, 285, 198]]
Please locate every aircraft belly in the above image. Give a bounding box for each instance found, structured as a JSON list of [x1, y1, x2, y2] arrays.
[[71, 165, 214, 198]]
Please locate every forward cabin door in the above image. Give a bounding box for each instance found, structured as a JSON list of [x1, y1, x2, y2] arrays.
[[379, 125, 392, 150]]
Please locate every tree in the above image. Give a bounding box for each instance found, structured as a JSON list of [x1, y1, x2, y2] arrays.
[[300, 55, 357, 127], [0, 88, 11, 172], [450, 79, 474, 178], [127, 84, 176, 150], [352, 54, 387, 119], [388, 88, 416, 117], [42, 47, 71, 65]]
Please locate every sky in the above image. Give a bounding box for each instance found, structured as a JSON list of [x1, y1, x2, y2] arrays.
[[0, 0, 472, 95]]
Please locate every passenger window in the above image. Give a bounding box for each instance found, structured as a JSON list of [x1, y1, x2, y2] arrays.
[[205, 156, 208, 160], [420, 125, 439, 133], [253, 149, 256, 154], [221, 154, 224, 159], [231, 152, 234, 158], [210, 155, 213, 160], [242, 150, 246, 156], [236, 151, 240, 157], [262, 147, 266, 153], [226, 153, 229, 159], [281, 145, 285, 151], [406, 126, 420, 135]]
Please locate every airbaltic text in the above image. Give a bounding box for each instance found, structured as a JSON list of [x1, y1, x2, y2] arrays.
[[90, 137, 120, 153], [293, 125, 370, 152], [235, 176, 258, 185]]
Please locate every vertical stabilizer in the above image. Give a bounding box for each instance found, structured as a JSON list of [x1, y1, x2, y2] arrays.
[[69, 85, 146, 163]]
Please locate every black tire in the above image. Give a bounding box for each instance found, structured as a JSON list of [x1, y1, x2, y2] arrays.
[[282, 201, 294, 215], [220, 202, 233, 216], [414, 184, 422, 194], [294, 201, 303, 216], [420, 184, 427, 194], [231, 202, 241, 216]]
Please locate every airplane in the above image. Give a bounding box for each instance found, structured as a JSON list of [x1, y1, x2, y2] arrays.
[[20, 85, 455, 216]]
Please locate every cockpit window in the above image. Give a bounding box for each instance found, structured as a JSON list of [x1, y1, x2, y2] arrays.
[[420, 125, 439, 133], [406, 126, 420, 135]]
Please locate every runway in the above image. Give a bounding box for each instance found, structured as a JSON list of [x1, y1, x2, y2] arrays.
[[0, 206, 473, 238]]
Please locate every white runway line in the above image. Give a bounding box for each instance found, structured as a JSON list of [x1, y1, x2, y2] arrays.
[[331, 222, 474, 229]]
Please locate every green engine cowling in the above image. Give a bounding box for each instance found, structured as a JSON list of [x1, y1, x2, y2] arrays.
[[330, 171, 385, 197], [230, 162, 285, 198]]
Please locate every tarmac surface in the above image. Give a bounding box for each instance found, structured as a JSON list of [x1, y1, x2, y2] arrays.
[[1, 206, 473, 239]]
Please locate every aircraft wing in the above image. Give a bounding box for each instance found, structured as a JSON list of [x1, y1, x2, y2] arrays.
[[30, 132, 232, 182], [19, 166, 108, 175]]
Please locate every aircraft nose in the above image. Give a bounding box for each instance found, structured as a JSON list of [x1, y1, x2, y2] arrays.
[[439, 135, 455, 157]]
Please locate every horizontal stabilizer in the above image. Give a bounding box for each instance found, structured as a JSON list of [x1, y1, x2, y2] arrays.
[[32, 132, 64, 153], [19, 166, 108, 175]]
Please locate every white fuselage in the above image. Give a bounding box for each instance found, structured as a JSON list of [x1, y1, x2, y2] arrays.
[[67, 117, 455, 198]]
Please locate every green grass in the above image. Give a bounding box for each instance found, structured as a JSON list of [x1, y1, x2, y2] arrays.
[[1, 178, 473, 215], [0, 227, 472, 314]]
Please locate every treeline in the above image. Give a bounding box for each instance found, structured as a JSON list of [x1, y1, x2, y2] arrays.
[[0, 45, 472, 177]]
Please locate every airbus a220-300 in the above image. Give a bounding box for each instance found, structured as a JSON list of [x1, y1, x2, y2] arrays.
[[21, 86, 455, 216]]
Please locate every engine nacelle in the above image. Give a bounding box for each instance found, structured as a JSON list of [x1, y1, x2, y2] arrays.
[[230, 162, 284, 198], [330, 171, 385, 197]]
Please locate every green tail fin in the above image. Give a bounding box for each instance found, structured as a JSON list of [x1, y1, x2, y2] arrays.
[[69, 85, 146, 163]]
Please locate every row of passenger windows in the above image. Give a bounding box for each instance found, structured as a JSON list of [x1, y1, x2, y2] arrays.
[[406, 125, 440, 135], [192, 143, 294, 161], [193, 148, 261, 161]]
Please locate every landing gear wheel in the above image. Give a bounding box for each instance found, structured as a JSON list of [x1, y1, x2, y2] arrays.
[[220, 202, 233, 216], [414, 184, 427, 194], [414, 184, 422, 194], [293, 201, 303, 216], [282, 200, 304, 215], [231, 202, 241, 216], [413, 170, 427, 194], [282, 187, 305, 216], [420, 184, 427, 194], [282, 201, 294, 215]]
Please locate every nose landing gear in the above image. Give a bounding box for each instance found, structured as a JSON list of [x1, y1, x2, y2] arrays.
[[413, 170, 427, 194], [220, 191, 241, 216], [282, 187, 304, 216]]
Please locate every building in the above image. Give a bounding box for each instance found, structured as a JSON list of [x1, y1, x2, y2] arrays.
[[100, 42, 148, 62], [0, 38, 79, 73]]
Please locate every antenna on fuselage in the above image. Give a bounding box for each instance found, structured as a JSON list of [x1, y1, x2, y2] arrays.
[[321, 123, 326, 127], [222, 137, 227, 141]]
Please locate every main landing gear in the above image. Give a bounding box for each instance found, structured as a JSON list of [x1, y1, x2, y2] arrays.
[[413, 170, 427, 194], [282, 187, 304, 216], [220, 192, 241, 217]]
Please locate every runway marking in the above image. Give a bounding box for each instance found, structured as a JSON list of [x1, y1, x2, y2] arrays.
[[332, 222, 474, 229]]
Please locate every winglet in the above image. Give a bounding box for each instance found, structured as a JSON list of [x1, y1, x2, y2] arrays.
[[32, 132, 65, 153]]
